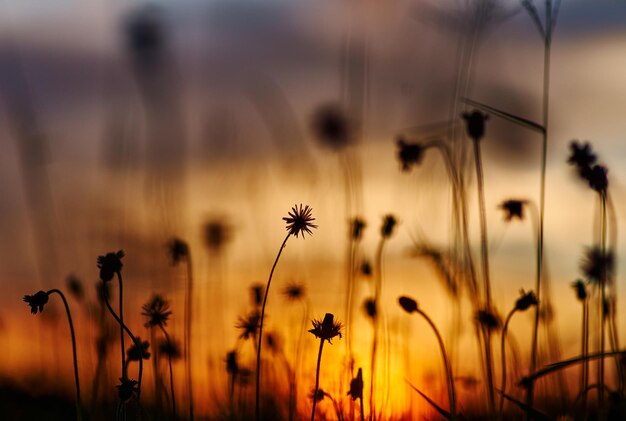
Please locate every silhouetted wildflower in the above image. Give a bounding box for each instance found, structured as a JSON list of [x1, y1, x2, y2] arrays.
[[250, 283, 264, 307], [226, 351, 239, 375], [66, 275, 84, 301], [381, 214, 397, 238], [127, 338, 151, 362], [283, 204, 318, 238], [203, 219, 231, 252], [282, 281, 306, 302], [603, 298, 611, 318], [126, 5, 165, 66], [97, 250, 125, 282], [587, 164, 608, 193], [309, 388, 326, 402], [499, 200, 526, 221], [23, 291, 49, 314], [581, 246, 613, 285], [142, 294, 172, 328], [462, 110, 489, 141], [398, 296, 418, 314], [347, 368, 364, 401], [158, 338, 182, 360], [167, 238, 188, 265], [567, 141, 597, 171], [363, 298, 377, 320], [475, 308, 502, 331], [396, 137, 424, 171], [361, 261, 372, 277], [236, 311, 260, 341], [571, 279, 588, 301], [309, 313, 342, 344], [117, 377, 139, 402], [351, 217, 366, 241], [515, 290, 538, 311], [311, 103, 354, 150]]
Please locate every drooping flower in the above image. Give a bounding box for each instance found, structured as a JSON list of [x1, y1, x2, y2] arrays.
[[581, 246, 613, 285], [97, 250, 125, 282], [515, 290, 538, 311], [282, 281, 306, 302], [23, 291, 49, 314], [167, 238, 188, 265], [117, 377, 139, 402], [309, 313, 342, 344], [396, 137, 424, 171], [499, 199, 526, 222], [347, 368, 364, 401], [398, 296, 418, 314], [351, 217, 366, 241], [127, 338, 151, 362], [381, 214, 397, 238], [142, 294, 172, 328], [571, 279, 588, 301], [236, 310, 260, 341], [283, 204, 318, 239], [311, 103, 354, 150], [462, 110, 489, 141]]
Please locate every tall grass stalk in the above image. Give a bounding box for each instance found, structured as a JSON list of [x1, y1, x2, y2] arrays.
[[184, 250, 195, 420], [160, 325, 177, 418]]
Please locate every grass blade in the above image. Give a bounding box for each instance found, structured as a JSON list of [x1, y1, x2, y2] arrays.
[[496, 389, 552, 420], [405, 379, 451, 420], [461, 97, 546, 134]]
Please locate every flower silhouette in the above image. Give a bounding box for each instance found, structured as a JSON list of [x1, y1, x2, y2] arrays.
[[117, 377, 139, 402], [97, 250, 125, 282], [396, 137, 424, 171], [250, 283, 264, 307], [311, 103, 354, 150], [581, 246, 613, 285], [167, 238, 188, 265], [567, 141, 597, 171], [282, 281, 306, 302], [283, 204, 318, 238], [515, 290, 538, 311], [381, 214, 397, 238], [142, 294, 172, 328], [571, 279, 588, 301], [347, 368, 364, 401], [23, 291, 49, 314], [462, 110, 489, 141], [309, 388, 326, 402], [499, 200, 526, 221], [361, 261, 372, 277], [475, 308, 502, 331], [398, 296, 418, 314], [158, 338, 182, 360], [236, 311, 261, 341], [363, 298, 377, 320], [587, 164, 608, 193], [351, 217, 366, 241], [66, 275, 84, 301], [127, 338, 151, 362], [309, 313, 342, 344], [203, 219, 231, 253]]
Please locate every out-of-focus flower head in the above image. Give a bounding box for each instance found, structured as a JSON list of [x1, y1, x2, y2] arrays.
[[309, 388, 326, 402], [499, 199, 526, 222], [581, 246, 613, 285], [571, 279, 588, 302], [398, 296, 418, 314], [158, 338, 182, 360], [226, 350, 239, 375], [462, 110, 489, 141], [381, 214, 397, 238], [97, 250, 125, 282], [361, 260, 372, 277], [515, 290, 538, 311], [396, 136, 424, 172], [117, 377, 138, 402], [475, 308, 502, 331], [250, 283, 264, 307], [363, 298, 377, 320], [282, 281, 306, 302], [311, 103, 354, 150], [351, 217, 366, 241], [66, 274, 84, 301], [203, 218, 231, 253], [167, 238, 188, 265], [236, 310, 260, 341], [127, 338, 151, 361], [142, 294, 172, 328], [347, 368, 364, 401]]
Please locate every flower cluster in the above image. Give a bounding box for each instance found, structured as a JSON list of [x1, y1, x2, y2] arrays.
[[567, 140, 608, 194]]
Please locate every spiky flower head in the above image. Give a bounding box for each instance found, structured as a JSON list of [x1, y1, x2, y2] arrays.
[[141, 294, 172, 328], [282, 281, 306, 302], [283, 204, 318, 238], [311, 103, 354, 150], [23, 291, 49, 315], [309, 313, 342, 344], [499, 199, 526, 222], [347, 368, 364, 401], [398, 296, 418, 314], [571, 279, 588, 302], [462, 110, 489, 141], [97, 250, 125, 282], [236, 310, 260, 341], [127, 338, 151, 361], [515, 289, 538, 312], [381, 214, 397, 238], [116, 377, 138, 402], [396, 137, 424, 172], [581, 246, 613, 285], [351, 217, 366, 241], [167, 238, 188, 265]]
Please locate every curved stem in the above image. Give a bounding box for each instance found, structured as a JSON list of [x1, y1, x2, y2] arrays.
[[185, 253, 194, 420], [159, 325, 177, 419], [310, 339, 325, 421], [599, 192, 607, 411], [582, 300, 588, 416], [47, 289, 82, 421], [256, 233, 291, 421], [415, 308, 456, 420], [498, 307, 517, 420], [116, 272, 126, 380], [370, 237, 386, 421], [104, 294, 144, 400]]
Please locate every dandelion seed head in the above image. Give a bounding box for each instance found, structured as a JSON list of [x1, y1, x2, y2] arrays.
[[283, 204, 318, 239]]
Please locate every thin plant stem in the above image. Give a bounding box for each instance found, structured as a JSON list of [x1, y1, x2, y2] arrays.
[[256, 233, 291, 421], [159, 325, 177, 419], [415, 308, 456, 419], [104, 294, 144, 400], [370, 237, 387, 421], [598, 192, 607, 410], [581, 299, 588, 416], [117, 272, 126, 380], [290, 299, 309, 421], [47, 289, 82, 421], [311, 339, 325, 421], [185, 253, 195, 420], [359, 394, 365, 421], [498, 307, 517, 420]]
